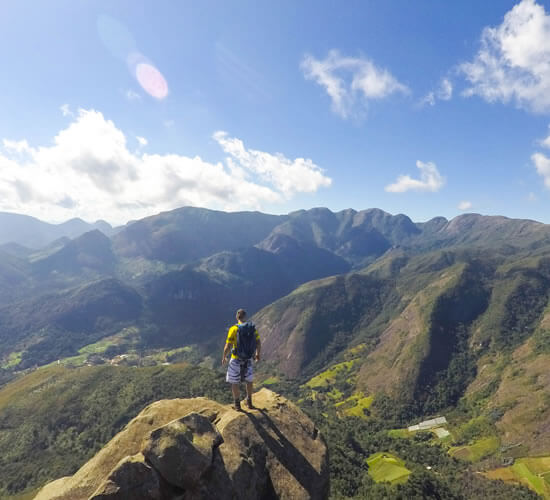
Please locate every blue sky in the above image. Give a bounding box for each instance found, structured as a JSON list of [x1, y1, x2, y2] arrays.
[[1, 0, 550, 225]]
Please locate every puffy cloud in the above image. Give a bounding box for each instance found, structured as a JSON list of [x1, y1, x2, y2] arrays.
[[532, 152, 550, 187], [421, 78, 454, 107], [539, 126, 550, 148], [136, 136, 148, 147], [439, 78, 453, 101], [385, 160, 445, 193], [60, 104, 74, 117], [458, 200, 472, 210], [301, 50, 409, 118], [461, 0, 550, 113], [0, 109, 331, 224], [3, 139, 34, 155], [213, 131, 331, 196]]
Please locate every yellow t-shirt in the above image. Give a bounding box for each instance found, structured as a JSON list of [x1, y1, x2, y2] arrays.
[[226, 322, 260, 359]]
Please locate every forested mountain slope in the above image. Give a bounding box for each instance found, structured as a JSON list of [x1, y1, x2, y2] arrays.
[[2, 206, 550, 377], [255, 246, 550, 458]]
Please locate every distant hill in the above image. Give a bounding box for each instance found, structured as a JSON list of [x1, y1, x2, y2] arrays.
[[0, 242, 33, 258], [0, 249, 30, 295], [418, 213, 550, 251], [269, 207, 420, 267], [31, 230, 117, 278], [0, 278, 143, 368], [0, 212, 115, 249], [111, 206, 285, 263], [143, 241, 350, 348]]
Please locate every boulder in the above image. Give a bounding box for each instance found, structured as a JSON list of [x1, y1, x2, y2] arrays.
[[89, 453, 162, 500], [34, 389, 328, 500], [143, 412, 222, 489]]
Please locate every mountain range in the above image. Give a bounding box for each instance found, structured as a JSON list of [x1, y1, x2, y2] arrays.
[[2, 205, 550, 498], [1, 206, 550, 371], [0, 212, 116, 250]]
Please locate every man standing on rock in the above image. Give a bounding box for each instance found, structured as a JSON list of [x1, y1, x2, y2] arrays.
[[222, 308, 261, 411]]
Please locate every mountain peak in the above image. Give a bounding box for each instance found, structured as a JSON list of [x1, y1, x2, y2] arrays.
[[35, 389, 329, 500]]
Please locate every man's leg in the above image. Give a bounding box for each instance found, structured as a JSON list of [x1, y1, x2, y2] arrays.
[[231, 384, 241, 410], [231, 383, 240, 400], [226, 359, 242, 410], [245, 381, 254, 408]]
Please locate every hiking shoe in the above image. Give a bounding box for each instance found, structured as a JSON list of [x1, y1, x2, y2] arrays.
[[245, 397, 254, 409], [233, 399, 242, 411]]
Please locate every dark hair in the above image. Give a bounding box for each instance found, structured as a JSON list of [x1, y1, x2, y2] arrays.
[[236, 309, 246, 320]]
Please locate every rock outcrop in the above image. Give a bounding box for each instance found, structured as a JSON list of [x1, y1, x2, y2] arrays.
[[34, 389, 329, 500]]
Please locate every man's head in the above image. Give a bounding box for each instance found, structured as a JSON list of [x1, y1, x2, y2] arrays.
[[236, 308, 247, 322]]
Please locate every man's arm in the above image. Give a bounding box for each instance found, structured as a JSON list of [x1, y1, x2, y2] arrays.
[[222, 342, 232, 365], [223, 326, 236, 365], [255, 339, 261, 362]]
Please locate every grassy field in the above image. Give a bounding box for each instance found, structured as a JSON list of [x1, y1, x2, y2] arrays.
[[334, 391, 373, 418], [305, 388, 344, 403], [449, 436, 500, 462], [347, 343, 367, 356], [305, 360, 358, 388], [484, 456, 550, 498], [1, 351, 23, 369], [387, 428, 410, 438], [261, 376, 279, 385], [366, 452, 411, 484]]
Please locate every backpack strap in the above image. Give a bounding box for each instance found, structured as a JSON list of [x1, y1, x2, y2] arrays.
[[231, 323, 246, 356]]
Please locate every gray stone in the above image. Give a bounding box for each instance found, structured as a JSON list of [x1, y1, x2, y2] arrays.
[[89, 453, 162, 500], [142, 412, 222, 489]]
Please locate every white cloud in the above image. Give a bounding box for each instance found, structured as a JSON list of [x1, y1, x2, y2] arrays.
[[136, 136, 148, 147], [126, 89, 142, 101], [532, 152, 550, 188], [439, 78, 453, 101], [421, 78, 454, 107], [0, 109, 331, 224], [3, 139, 34, 155], [461, 0, 550, 113], [539, 125, 550, 148], [422, 93, 436, 107], [301, 50, 409, 118], [60, 104, 74, 117], [458, 200, 472, 210], [213, 131, 332, 196], [385, 160, 445, 193]]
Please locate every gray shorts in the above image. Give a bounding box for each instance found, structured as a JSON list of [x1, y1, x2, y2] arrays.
[[226, 358, 253, 384]]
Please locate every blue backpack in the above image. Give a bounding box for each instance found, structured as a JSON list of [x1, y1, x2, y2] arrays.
[[233, 322, 257, 360]]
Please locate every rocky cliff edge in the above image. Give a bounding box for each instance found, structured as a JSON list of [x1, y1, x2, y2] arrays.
[[34, 388, 329, 500]]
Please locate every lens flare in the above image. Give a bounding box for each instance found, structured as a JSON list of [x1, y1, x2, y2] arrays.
[[97, 15, 169, 101], [135, 63, 169, 100]]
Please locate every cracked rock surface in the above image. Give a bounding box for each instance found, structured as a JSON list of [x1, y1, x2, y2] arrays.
[[34, 388, 329, 500]]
